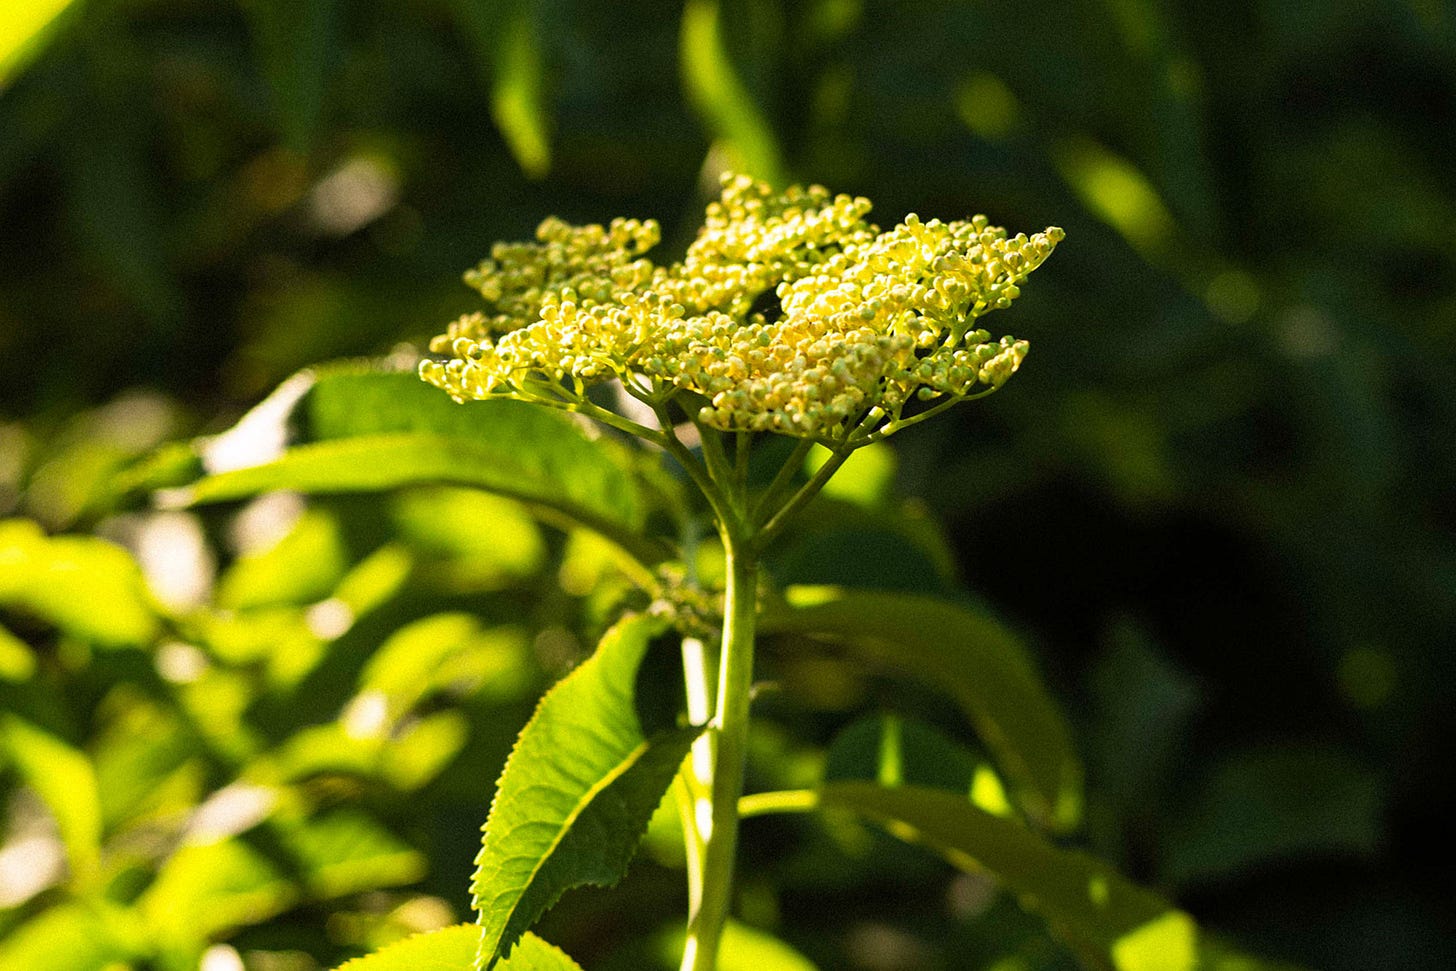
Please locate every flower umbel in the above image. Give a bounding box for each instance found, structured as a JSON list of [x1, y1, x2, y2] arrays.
[[421, 173, 1062, 447]]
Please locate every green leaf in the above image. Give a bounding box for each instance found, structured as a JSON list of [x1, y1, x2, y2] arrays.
[[445, 0, 552, 179], [0, 0, 79, 92], [0, 621, 36, 681], [334, 926, 582, 971], [0, 900, 140, 971], [279, 810, 427, 900], [656, 919, 819, 971], [240, 0, 341, 150], [764, 587, 1080, 830], [1161, 745, 1383, 889], [170, 367, 661, 565], [357, 613, 531, 720], [679, 0, 784, 182], [1, 714, 103, 885], [138, 837, 296, 950], [472, 614, 700, 968], [824, 713, 1014, 818], [490, 2, 552, 179], [820, 782, 1195, 971], [0, 519, 159, 647], [217, 507, 348, 609]]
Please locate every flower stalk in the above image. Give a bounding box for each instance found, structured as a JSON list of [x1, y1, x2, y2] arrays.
[[681, 512, 757, 971]]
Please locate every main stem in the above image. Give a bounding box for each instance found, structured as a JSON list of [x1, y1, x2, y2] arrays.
[[681, 524, 757, 971]]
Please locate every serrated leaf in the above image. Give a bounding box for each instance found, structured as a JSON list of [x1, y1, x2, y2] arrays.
[[334, 925, 582, 971], [821, 782, 1193, 971], [472, 614, 700, 968], [764, 587, 1080, 830], [171, 367, 664, 565]]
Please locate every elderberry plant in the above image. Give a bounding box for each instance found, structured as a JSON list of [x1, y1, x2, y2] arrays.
[[166, 175, 1288, 971], [411, 174, 1059, 971]]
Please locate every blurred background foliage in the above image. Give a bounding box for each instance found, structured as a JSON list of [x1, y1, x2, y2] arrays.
[[1, 0, 1454, 968]]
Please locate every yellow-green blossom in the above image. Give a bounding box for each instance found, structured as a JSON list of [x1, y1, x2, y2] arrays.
[[420, 173, 1062, 444]]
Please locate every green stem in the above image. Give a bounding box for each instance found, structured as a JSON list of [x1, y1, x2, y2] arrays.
[[850, 386, 998, 447], [750, 437, 816, 524], [652, 403, 738, 532], [737, 789, 819, 818], [752, 447, 852, 552], [680, 527, 757, 971]]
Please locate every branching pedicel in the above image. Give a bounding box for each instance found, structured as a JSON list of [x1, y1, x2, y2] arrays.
[[420, 174, 1061, 971]]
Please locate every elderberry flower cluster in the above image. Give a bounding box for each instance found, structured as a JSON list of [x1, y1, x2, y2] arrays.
[[421, 174, 1062, 443]]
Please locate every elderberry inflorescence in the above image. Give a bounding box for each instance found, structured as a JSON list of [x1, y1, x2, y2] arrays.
[[421, 174, 1061, 444]]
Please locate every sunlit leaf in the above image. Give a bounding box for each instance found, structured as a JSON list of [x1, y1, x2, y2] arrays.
[[716, 921, 818, 971], [821, 782, 1196, 971], [657, 919, 818, 971], [170, 367, 661, 565], [0, 714, 103, 884], [217, 507, 348, 609], [764, 587, 1080, 830], [444, 0, 552, 179], [472, 614, 700, 968], [280, 810, 427, 899], [92, 694, 202, 828], [0, 621, 35, 681], [138, 838, 296, 950], [0, 519, 159, 647], [358, 613, 531, 720], [0, 0, 79, 91], [806, 441, 897, 507], [332, 542, 415, 616], [1053, 135, 1186, 271], [0, 900, 139, 971], [680, 0, 784, 182], [391, 486, 545, 587], [384, 710, 471, 791], [824, 713, 1013, 818], [334, 925, 583, 971], [490, 2, 551, 179]]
